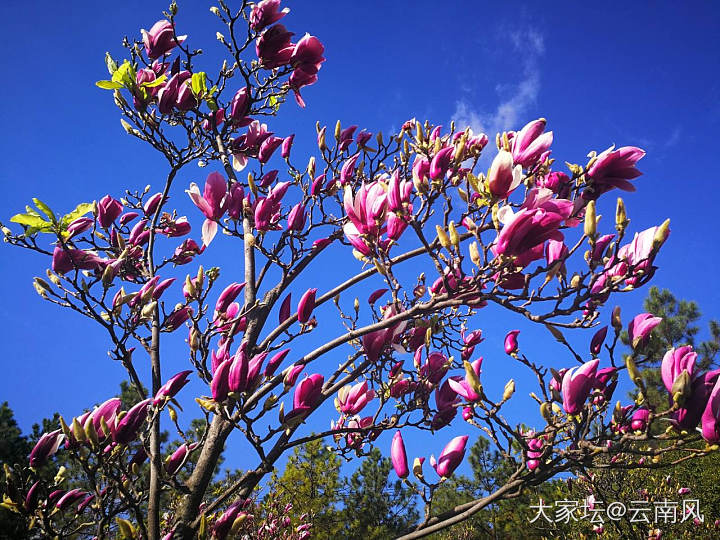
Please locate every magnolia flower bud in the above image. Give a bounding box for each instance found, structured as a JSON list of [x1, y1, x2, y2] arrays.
[[670, 370, 692, 407], [540, 402, 554, 425], [653, 218, 670, 249], [307, 156, 316, 178], [448, 221, 460, 247], [463, 360, 483, 397], [611, 306, 623, 331], [584, 200, 597, 239], [502, 379, 515, 401], [436, 225, 450, 249], [334, 120, 342, 141], [625, 356, 643, 387], [615, 197, 628, 232], [469, 242, 481, 266], [412, 457, 425, 479], [317, 127, 327, 151]]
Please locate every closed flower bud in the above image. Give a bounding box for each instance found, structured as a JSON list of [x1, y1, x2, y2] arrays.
[[584, 200, 597, 239], [502, 379, 515, 401]]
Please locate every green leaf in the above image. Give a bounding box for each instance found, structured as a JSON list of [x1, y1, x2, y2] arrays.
[[61, 202, 94, 227], [96, 80, 124, 90], [141, 74, 167, 88], [191, 72, 208, 97], [268, 95, 280, 112], [111, 61, 136, 88], [10, 213, 51, 229], [32, 198, 56, 223]]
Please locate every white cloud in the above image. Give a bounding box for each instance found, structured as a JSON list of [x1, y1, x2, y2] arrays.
[[452, 28, 545, 140]]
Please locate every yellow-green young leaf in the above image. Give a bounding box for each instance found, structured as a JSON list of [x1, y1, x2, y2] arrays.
[[10, 213, 50, 229], [32, 198, 56, 223], [268, 95, 279, 111], [95, 80, 124, 90], [61, 203, 94, 227], [141, 74, 167, 88], [112, 61, 136, 87], [191, 72, 208, 97]]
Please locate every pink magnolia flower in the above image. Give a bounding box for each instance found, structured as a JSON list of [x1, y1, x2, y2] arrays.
[[97, 195, 123, 228], [673, 369, 720, 431], [586, 146, 645, 199], [343, 181, 387, 249], [165, 442, 198, 475], [228, 350, 265, 394], [111, 399, 151, 444], [52, 247, 107, 274], [56, 488, 87, 511], [211, 359, 232, 402], [628, 313, 662, 349], [264, 348, 290, 377], [504, 330, 520, 354], [391, 431, 409, 478], [232, 120, 273, 170], [336, 381, 375, 415], [88, 398, 122, 439], [590, 326, 608, 356], [249, 0, 289, 32], [215, 282, 246, 315], [289, 34, 326, 107], [362, 305, 407, 362], [281, 134, 295, 158], [661, 346, 697, 394], [157, 71, 196, 114], [289, 373, 324, 418], [539, 171, 571, 198], [561, 359, 599, 414], [256, 24, 294, 69], [494, 205, 570, 266], [153, 370, 192, 405], [420, 350, 449, 384], [610, 225, 670, 287], [286, 202, 307, 231], [228, 87, 250, 124], [141, 20, 187, 59], [387, 170, 413, 214], [212, 500, 247, 540], [487, 150, 522, 199], [431, 435, 469, 478], [29, 430, 64, 467], [429, 146, 454, 180], [186, 171, 228, 246], [701, 378, 720, 443], [297, 288, 317, 323], [511, 118, 553, 169], [630, 408, 650, 431], [447, 358, 483, 401]]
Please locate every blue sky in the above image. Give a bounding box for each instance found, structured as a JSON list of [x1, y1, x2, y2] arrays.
[[1, 0, 719, 481]]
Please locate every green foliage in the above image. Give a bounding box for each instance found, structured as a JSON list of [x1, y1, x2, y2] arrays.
[[428, 437, 566, 539], [10, 200, 93, 238], [0, 403, 31, 539], [265, 437, 343, 538], [338, 447, 418, 539]]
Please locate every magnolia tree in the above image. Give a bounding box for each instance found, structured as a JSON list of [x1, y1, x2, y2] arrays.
[[2, 1, 718, 539]]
